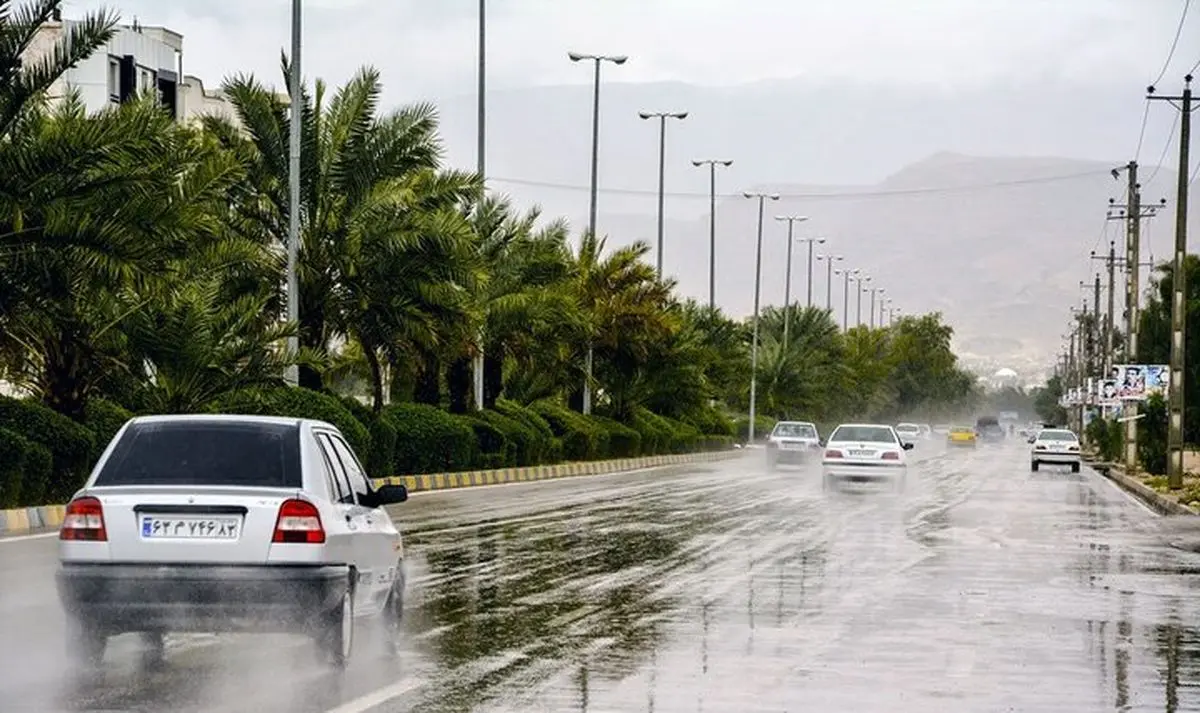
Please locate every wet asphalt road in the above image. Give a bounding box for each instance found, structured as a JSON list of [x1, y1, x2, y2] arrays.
[[4, 441, 1200, 712]]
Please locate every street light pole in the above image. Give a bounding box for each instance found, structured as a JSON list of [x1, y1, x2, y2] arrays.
[[745, 191, 780, 444], [774, 215, 808, 350], [692, 159, 732, 309], [569, 51, 627, 416], [870, 288, 884, 328], [856, 276, 871, 326], [472, 0, 486, 410], [640, 111, 688, 277], [284, 0, 302, 387], [837, 268, 858, 332], [802, 237, 826, 308], [818, 254, 843, 311]]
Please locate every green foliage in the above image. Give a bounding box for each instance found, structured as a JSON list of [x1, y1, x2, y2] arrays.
[[0, 427, 29, 508], [82, 397, 132, 462], [734, 415, 778, 444], [1033, 376, 1069, 425], [531, 399, 609, 461], [211, 387, 371, 459], [1085, 417, 1124, 462], [384, 403, 477, 474], [1139, 255, 1200, 444], [1139, 393, 1168, 475], [474, 409, 539, 466], [682, 405, 736, 437], [0, 396, 95, 502], [494, 399, 559, 464], [591, 415, 643, 457]]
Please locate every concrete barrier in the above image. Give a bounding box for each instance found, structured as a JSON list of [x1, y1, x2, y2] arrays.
[[1093, 462, 1199, 516], [0, 450, 743, 537]]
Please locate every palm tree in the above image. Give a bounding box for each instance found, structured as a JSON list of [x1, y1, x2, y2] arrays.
[[754, 306, 847, 419], [0, 0, 117, 139], [466, 195, 578, 409], [0, 96, 245, 420], [208, 64, 473, 394]]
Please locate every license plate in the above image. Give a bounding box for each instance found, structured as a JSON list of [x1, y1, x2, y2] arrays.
[[141, 516, 241, 540], [782, 442, 802, 450], [849, 449, 874, 457]]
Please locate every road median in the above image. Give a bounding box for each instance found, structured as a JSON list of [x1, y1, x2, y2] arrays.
[[1090, 461, 1199, 516], [0, 449, 746, 537]]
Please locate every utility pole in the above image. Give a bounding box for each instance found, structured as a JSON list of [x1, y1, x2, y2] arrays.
[[774, 215, 809, 350], [855, 275, 871, 327], [1149, 75, 1194, 489], [801, 237, 825, 309], [692, 159, 733, 310], [1093, 273, 1102, 374], [818, 254, 842, 311], [744, 191, 780, 444], [837, 268, 857, 332]]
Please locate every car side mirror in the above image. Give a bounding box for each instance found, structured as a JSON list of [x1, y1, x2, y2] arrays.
[[368, 484, 408, 507], [902, 442, 914, 450], [1027, 436, 1036, 444]]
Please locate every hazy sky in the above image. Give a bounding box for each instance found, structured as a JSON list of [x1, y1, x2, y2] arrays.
[[65, 0, 1197, 98]]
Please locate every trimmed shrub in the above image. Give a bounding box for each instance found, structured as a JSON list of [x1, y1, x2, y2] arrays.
[[476, 409, 540, 466], [531, 399, 609, 461], [591, 415, 642, 457], [734, 415, 777, 443], [629, 407, 674, 455], [0, 427, 28, 508], [83, 398, 134, 462], [495, 400, 562, 464], [663, 416, 703, 453], [384, 403, 477, 474], [211, 387, 371, 459], [0, 397, 95, 502], [21, 442, 52, 507], [684, 405, 736, 437], [699, 434, 736, 451], [1139, 394, 1168, 475], [336, 395, 397, 477], [463, 416, 513, 469]]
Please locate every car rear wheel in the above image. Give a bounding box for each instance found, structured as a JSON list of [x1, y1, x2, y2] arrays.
[[317, 583, 354, 669], [139, 631, 166, 670], [1071, 462, 1081, 473], [1031, 460, 1039, 471], [382, 566, 405, 656], [66, 618, 107, 668]]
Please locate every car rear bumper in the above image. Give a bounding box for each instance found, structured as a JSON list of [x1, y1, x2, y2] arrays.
[[948, 439, 976, 446], [57, 562, 351, 634], [823, 463, 906, 482], [1032, 452, 1081, 463], [768, 447, 819, 463]]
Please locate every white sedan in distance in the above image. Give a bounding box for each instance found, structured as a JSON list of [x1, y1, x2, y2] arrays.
[[57, 415, 410, 671], [1030, 427, 1082, 473], [765, 420, 822, 470], [894, 422, 923, 446], [822, 423, 914, 492]]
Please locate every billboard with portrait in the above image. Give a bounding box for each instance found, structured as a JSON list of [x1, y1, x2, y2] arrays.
[[1108, 364, 1168, 400]]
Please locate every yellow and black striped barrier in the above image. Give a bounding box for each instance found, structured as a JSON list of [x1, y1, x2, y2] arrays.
[[0, 450, 742, 537]]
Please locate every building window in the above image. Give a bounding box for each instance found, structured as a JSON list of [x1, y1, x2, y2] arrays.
[[107, 57, 120, 103], [138, 67, 155, 94]]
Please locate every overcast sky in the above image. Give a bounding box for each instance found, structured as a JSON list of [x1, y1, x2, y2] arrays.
[[65, 0, 1197, 99]]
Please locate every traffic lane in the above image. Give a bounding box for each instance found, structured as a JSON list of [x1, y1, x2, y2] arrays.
[[372, 441, 1200, 712], [0, 456, 759, 713]]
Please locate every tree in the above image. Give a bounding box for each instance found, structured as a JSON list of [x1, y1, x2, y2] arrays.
[[1139, 255, 1200, 444]]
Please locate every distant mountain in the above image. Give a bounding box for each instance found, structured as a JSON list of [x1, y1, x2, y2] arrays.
[[421, 77, 1193, 365]]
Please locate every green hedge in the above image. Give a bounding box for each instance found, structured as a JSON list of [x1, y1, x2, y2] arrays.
[[0, 397, 96, 502], [465, 417, 513, 470], [474, 409, 540, 466], [83, 398, 134, 462], [734, 415, 778, 443], [336, 395, 397, 478], [383, 403, 477, 474], [211, 387, 371, 459], [592, 415, 642, 457], [531, 399, 609, 461], [495, 399, 561, 463], [684, 405, 736, 438], [0, 428, 53, 509]]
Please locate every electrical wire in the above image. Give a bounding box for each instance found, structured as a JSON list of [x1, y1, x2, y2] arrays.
[[1134, 101, 1152, 160], [488, 168, 1111, 202], [1144, 109, 1180, 187], [1152, 0, 1192, 87]]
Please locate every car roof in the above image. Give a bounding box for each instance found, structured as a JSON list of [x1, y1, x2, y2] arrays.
[[896, 423, 920, 428], [833, 423, 894, 429], [775, 420, 816, 426], [128, 414, 338, 431]]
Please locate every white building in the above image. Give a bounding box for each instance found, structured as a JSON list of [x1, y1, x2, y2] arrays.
[[23, 18, 239, 126]]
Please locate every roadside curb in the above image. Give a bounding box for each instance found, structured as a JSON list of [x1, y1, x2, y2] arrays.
[[1091, 461, 1199, 516], [0, 450, 744, 537]]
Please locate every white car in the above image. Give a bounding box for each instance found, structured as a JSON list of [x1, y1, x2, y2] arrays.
[[1030, 428, 1082, 473], [766, 420, 822, 469], [894, 423, 923, 446], [56, 415, 409, 670], [822, 423, 913, 492]]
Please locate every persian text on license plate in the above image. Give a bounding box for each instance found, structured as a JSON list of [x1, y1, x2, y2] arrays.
[[849, 449, 874, 456], [141, 516, 241, 540]]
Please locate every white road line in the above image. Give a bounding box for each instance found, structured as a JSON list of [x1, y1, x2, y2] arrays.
[[1092, 467, 1157, 516], [0, 531, 57, 544], [324, 679, 423, 713]]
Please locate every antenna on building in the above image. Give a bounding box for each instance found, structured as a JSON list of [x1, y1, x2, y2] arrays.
[[51, 7, 61, 21], [132, 17, 141, 32]]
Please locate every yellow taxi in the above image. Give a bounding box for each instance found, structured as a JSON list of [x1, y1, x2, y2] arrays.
[[947, 426, 978, 447]]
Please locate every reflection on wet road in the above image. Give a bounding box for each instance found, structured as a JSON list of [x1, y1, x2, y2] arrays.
[[4, 441, 1200, 712]]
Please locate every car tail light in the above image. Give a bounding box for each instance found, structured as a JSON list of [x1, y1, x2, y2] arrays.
[[825, 449, 843, 458], [882, 451, 901, 461], [272, 499, 326, 544], [60, 496, 107, 541], [1068, 445, 1080, 452]]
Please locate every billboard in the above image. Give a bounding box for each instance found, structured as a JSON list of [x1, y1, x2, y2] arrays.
[[1107, 364, 1168, 400]]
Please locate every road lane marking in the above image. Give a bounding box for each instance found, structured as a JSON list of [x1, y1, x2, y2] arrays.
[[324, 679, 423, 713], [0, 531, 57, 544], [1091, 467, 1157, 516]]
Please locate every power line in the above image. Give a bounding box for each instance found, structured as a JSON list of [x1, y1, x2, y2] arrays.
[[488, 168, 1111, 201], [1135, 101, 1152, 160], [1152, 0, 1192, 87], [1144, 109, 1180, 186]]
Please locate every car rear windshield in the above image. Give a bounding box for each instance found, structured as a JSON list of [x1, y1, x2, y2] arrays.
[[94, 421, 302, 488], [773, 423, 817, 438], [1039, 430, 1077, 442], [896, 424, 920, 431], [830, 426, 897, 444]]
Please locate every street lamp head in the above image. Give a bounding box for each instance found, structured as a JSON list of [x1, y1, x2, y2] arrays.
[[769, 194, 780, 200], [742, 192, 753, 199], [720, 160, 733, 166], [568, 51, 586, 62], [672, 111, 689, 120], [638, 111, 652, 120], [610, 55, 628, 64], [692, 160, 703, 166], [816, 238, 826, 244], [834, 254, 844, 260]]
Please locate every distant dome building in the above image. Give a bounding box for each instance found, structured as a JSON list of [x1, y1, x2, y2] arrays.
[[991, 367, 1019, 389]]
